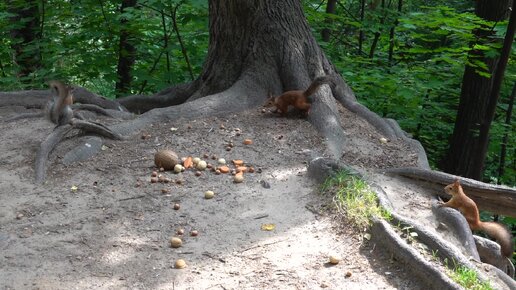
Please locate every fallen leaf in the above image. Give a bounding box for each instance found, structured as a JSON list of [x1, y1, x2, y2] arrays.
[[71, 185, 78, 193], [261, 223, 275, 231]]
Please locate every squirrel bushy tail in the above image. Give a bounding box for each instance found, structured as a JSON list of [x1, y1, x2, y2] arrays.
[[302, 75, 332, 98], [475, 221, 514, 258]]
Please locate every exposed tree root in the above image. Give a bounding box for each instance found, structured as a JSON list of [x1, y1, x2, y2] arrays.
[[71, 119, 125, 140], [118, 81, 200, 113], [111, 69, 271, 136], [5, 112, 44, 122], [384, 167, 516, 216], [34, 119, 125, 184], [0, 86, 126, 110], [35, 125, 73, 184], [72, 104, 125, 119]]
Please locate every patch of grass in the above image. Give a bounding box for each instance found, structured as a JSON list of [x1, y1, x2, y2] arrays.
[[322, 170, 391, 229], [449, 265, 493, 290]]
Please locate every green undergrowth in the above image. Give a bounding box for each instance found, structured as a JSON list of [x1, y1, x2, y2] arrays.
[[448, 264, 493, 290], [321, 170, 391, 229]]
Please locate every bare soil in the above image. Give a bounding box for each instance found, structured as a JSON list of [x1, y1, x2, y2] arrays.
[[0, 104, 427, 290]]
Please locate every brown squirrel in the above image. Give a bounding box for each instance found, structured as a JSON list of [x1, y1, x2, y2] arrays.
[[264, 75, 333, 116], [45, 80, 73, 126], [440, 180, 514, 258]]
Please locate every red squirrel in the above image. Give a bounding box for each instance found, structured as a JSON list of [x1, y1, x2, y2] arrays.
[[264, 75, 332, 116], [45, 80, 73, 126], [440, 180, 514, 258]]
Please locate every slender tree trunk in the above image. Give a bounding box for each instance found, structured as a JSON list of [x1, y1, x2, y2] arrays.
[[7, 0, 41, 81], [368, 0, 385, 58], [388, 0, 402, 63], [160, 9, 171, 83], [115, 0, 138, 97], [321, 0, 337, 42], [498, 81, 516, 182], [439, 0, 511, 180], [171, 3, 194, 81], [358, 0, 366, 54]]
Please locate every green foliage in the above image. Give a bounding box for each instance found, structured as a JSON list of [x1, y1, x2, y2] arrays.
[[305, 1, 516, 187], [449, 265, 493, 290], [0, 0, 208, 97]]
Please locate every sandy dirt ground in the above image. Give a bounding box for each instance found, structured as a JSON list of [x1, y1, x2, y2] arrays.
[[0, 104, 430, 290]]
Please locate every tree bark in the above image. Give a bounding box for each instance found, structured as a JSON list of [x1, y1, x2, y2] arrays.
[[321, 0, 337, 42], [439, 0, 511, 180], [498, 82, 516, 182], [116, 0, 361, 160], [7, 0, 41, 80], [115, 0, 138, 97]]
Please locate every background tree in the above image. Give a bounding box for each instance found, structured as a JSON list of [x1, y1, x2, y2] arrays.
[[115, 0, 139, 96], [440, 0, 511, 180], [7, 0, 41, 81]]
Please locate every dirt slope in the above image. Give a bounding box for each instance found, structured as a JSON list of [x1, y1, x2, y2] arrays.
[[0, 105, 424, 289]]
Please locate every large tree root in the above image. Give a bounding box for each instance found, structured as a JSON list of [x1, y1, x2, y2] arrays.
[[35, 125, 74, 184], [4, 112, 44, 122], [111, 69, 271, 136], [384, 167, 516, 216], [72, 104, 134, 120], [71, 119, 125, 140], [0, 85, 126, 110], [117, 81, 200, 113], [34, 119, 125, 184]]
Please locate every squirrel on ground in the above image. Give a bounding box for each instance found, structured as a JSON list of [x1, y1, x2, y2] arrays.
[[440, 180, 514, 258], [264, 75, 333, 117], [45, 80, 74, 126]]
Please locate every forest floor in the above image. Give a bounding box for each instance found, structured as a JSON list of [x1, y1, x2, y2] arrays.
[[0, 103, 431, 290]]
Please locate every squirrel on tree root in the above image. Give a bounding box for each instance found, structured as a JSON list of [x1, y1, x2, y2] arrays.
[[45, 80, 74, 126], [440, 180, 514, 258], [264, 75, 333, 117]]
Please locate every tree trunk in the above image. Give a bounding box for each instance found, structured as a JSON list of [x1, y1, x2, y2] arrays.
[[388, 0, 402, 63], [439, 0, 511, 180], [498, 81, 516, 182], [117, 0, 358, 157], [115, 0, 138, 97], [7, 0, 41, 80], [321, 0, 337, 42]]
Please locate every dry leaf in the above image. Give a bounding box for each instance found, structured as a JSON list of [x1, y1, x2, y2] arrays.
[[261, 223, 275, 231]]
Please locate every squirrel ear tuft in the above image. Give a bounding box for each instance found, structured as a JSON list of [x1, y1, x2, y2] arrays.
[[454, 179, 460, 186]]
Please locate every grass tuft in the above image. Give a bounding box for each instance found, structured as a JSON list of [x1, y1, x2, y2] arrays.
[[449, 265, 493, 290], [322, 170, 391, 230]]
